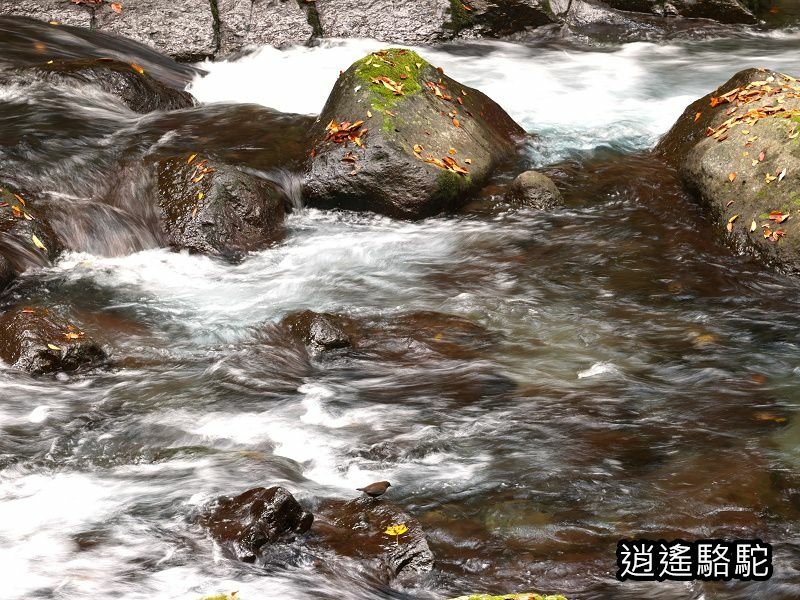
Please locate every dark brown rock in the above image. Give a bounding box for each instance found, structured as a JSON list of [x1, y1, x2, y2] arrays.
[[304, 48, 525, 219], [157, 155, 286, 259], [312, 497, 434, 578], [0, 307, 107, 374], [4, 59, 194, 114], [0, 184, 61, 292], [199, 486, 314, 563], [601, 0, 757, 23], [281, 310, 356, 352]]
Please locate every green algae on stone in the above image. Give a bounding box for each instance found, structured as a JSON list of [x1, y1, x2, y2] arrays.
[[354, 48, 428, 111]]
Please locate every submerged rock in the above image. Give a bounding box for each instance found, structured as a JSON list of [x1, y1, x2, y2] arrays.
[[157, 155, 286, 259], [304, 48, 525, 219], [0, 184, 61, 292], [198, 486, 314, 563], [504, 170, 563, 210], [312, 497, 434, 577], [0, 306, 107, 374], [6, 58, 194, 113], [281, 310, 356, 352], [657, 68, 800, 273]]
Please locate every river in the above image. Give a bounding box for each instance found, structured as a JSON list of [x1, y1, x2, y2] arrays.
[[1, 24, 799, 600]]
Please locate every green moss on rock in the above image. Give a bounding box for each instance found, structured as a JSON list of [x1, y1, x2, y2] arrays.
[[354, 48, 428, 111], [448, 0, 473, 31], [434, 169, 472, 205]]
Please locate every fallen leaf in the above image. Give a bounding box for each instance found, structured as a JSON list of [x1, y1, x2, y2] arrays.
[[413, 144, 423, 154], [64, 332, 83, 340], [769, 210, 789, 223], [750, 219, 757, 232], [47, 343, 61, 351], [759, 149, 766, 162], [448, 147, 457, 155], [187, 153, 197, 164], [191, 205, 198, 218], [778, 167, 787, 182], [725, 200, 735, 208], [111, 2, 122, 13], [21, 308, 35, 314], [452, 118, 460, 128], [367, 110, 372, 118], [31, 234, 47, 251], [728, 172, 737, 182], [130, 63, 145, 75], [694, 112, 702, 122], [464, 158, 472, 164], [765, 173, 777, 184]]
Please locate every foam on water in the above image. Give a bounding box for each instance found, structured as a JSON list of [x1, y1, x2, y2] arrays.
[[189, 35, 800, 162]]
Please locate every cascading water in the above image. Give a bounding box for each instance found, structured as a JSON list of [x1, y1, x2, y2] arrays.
[[1, 19, 800, 600]]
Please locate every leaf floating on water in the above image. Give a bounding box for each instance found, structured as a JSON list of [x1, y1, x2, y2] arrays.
[[728, 172, 737, 182], [47, 343, 61, 351], [31, 234, 47, 251]]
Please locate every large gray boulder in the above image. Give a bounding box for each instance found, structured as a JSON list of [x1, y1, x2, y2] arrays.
[[657, 68, 800, 273], [218, 0, 315, 54], [303, 48, 525, 219]]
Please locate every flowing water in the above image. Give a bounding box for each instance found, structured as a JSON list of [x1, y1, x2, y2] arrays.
[[1, 20, 800, 600]]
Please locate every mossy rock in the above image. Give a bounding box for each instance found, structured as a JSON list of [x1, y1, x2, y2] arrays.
[[657, 68, 800, 274], [449, 594, 568, 600], [303, 48, 525, 219]]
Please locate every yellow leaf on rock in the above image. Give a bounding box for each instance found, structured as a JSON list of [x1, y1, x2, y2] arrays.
[[47, 343, 61, 351], [31, 234, 47, 251], [385, 523, 409, 536]]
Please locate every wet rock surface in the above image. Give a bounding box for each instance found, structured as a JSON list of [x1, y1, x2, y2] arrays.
[[0, 306, 107, 374], [312, 496, 434, 578], [198, 486, 314, 563], [3, 59, 194, 113], [304, 48, 524, 219], [157, 155, 286, 259], [281, 310, 356, 352], [0, 184, 61, 292], [657, 67, 800, 273], [504, 170, 563, 210], [218, 0, 315, 54]]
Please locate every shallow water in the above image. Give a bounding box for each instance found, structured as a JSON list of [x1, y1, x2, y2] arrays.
[[1, 24, 800, 600]]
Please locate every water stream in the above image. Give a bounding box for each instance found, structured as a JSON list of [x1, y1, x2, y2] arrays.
[[1, 24, 800, 600]]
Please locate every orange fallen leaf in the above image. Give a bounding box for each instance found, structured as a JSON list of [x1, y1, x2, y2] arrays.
[[728, 172, 737, 182], [694, 112, 702, 122], [413, 144, 423, 154], [452, 118, 460, 128], [111, 2, 122, 12], [769, 210, 789, 223], [130, 63, 145, 75], [448, 147, 457, 155]]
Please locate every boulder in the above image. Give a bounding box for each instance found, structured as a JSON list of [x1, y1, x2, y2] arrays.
[[314, 0, 452, 45], [93, 0, 216, 61], [0, 306, 107, 374], [312, 497, 434, 577], [449, 595, 567, 600], [450, 1, 558, 38], [5, 59, 194, 113], [218, 0, 315, 54], [600, 0, 757, 23], [281, 310, 356, 352], [157, 154, 286, 259], [656, 68, 800, 273], [504, 170, 563, 210], [0, 184, 61, 292], [198, 486, 314, 563], [304, 48, 525, 219]]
